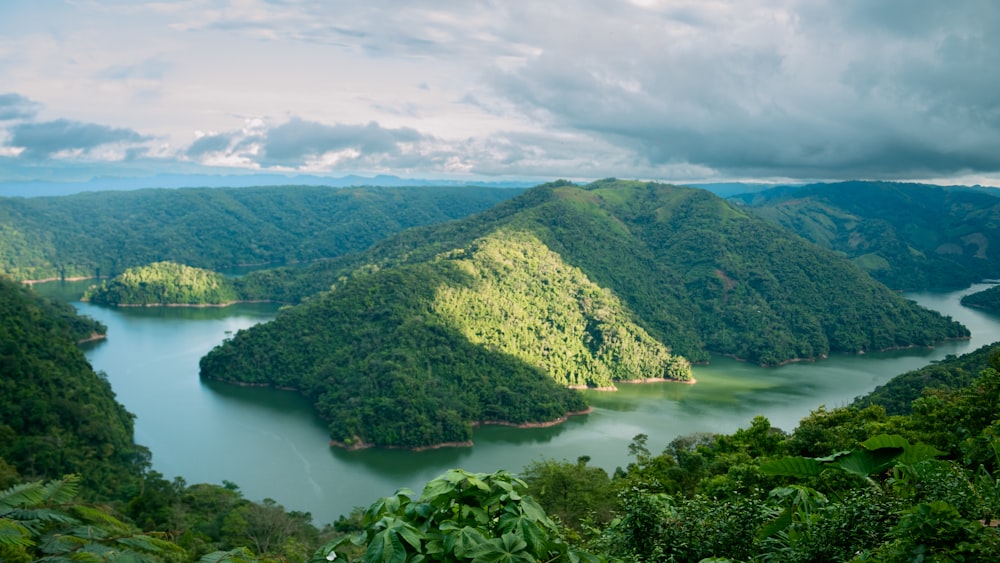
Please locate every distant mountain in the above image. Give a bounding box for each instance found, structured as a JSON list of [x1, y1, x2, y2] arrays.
[[683, 182, 801, 198], [0, 173, 536, 198], [0, 184, 524, 281], [733, 181, 1000, 290]]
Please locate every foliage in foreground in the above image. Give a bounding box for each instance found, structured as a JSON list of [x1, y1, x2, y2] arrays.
[[312, 469, 602, 563]]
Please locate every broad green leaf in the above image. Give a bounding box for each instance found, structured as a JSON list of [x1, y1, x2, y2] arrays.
[[759, 456, 825, 477], [443, 525, 488, 558], [830, 447, 903, 477], [861, 434, 910, 451], [467, 533, 532, 563], [497, 514, 547, 557], [897, 443, 946, 465], [365, 528, 409, 563], [461, 504, 489, 525]]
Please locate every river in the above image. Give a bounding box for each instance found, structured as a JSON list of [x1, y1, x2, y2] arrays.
[[36, 281, 1000, 526]]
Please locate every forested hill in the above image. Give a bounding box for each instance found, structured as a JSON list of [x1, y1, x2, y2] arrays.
[[733, 181, 1000, 290], [0, 184, 523, 281], [201, 229, 690, 449], [237, 179, 968, 366], [0, 277, 140, 498], [83, 261, 239, 306]]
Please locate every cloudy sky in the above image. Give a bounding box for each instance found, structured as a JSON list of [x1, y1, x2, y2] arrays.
[[1, 0, 998, 186]]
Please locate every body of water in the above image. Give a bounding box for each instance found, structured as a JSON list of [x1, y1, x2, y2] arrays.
[[36, 281, 1000, 525]]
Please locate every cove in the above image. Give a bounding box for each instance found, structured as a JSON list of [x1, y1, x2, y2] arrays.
[[36, 281, 1000, 526]]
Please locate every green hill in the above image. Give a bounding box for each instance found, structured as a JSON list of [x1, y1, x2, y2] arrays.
[[853, 341, 1000, 415], [0, 277, 143, 498], [202, 180, 968, 448], [238, 179, 969, 365], [734, 181, 1000, 290], [201, 229, 690, 448], [83, 261, 240, 306], [0, 184, 523, 281]]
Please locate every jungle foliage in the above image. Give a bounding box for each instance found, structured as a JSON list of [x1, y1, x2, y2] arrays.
[[83, 261, 240, 306], [0, 184, 522, 281], [200, 229, 689, 448], [854, 342, 1000, 415], [735, 181, 1000, 290], [237, 179, 968, 365], [0, 278, 327, 562]]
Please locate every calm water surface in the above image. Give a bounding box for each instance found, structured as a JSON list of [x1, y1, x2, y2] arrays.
[[38, 281, 1000, 525]]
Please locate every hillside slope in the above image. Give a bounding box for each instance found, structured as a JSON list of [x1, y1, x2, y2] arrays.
[[0, 277, 145, 498], [734, 181, 1000, 290], [240, 179, 968, 365], [201, 229, 690, 448], [0, 184, 523, 281]]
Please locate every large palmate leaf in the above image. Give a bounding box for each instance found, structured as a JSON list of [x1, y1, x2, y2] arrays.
[[759, 456, 825, 478]]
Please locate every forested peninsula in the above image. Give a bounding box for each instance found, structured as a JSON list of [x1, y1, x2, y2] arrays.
[[83, 261, 240, 306], [961, 283, 1000, 312], [201, 229, 690, 449]]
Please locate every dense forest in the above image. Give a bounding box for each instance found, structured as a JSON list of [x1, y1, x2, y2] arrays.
[[0, 184, 522, 281], [83, 261, 240, 306], [200, 229, 690, 448], [735, 181, 1000, 290], [0, 278, 327, 561], [235, 179, 968, 365], [5, 264, 1000, 561], [961, 283, 1000, 312]]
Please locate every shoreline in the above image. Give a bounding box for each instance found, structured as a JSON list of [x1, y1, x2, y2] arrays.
[[88, 299, 276, 308], [329, 408, 595, 452], [568, 377, 697, 391]]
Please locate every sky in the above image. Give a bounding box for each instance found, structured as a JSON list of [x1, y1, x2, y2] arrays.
[[1, 0, 999, 186]]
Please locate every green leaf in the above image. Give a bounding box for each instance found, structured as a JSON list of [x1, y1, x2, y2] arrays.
[[897, 442, 946, 465], [443, 525, 488, 558], [365, 528, 409, 563], [860, 434, 910, 450], [0, 519, 33, 547], [467, 532, 533, 563], [829, 447, 903, 477], [497, 514, 547, 558], [759, 456, 825, 477]]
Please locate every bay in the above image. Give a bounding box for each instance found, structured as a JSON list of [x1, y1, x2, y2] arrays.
[[37, 281, 1000, 526]]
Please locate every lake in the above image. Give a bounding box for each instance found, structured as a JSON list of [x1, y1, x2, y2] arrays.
[[37, 281, 1000, 526]]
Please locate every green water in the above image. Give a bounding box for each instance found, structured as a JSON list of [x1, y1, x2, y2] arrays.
[[35, 281, 1000, 526]]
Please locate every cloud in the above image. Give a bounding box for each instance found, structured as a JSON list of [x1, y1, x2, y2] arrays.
[[0, 93, 42, 121], [259, 118, 425, 165], [476, 0, 1000, 179], [8, 119, 151, 159]]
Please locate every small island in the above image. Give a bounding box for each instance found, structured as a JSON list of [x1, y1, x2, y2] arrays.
[[83, 261, 239, 306]]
